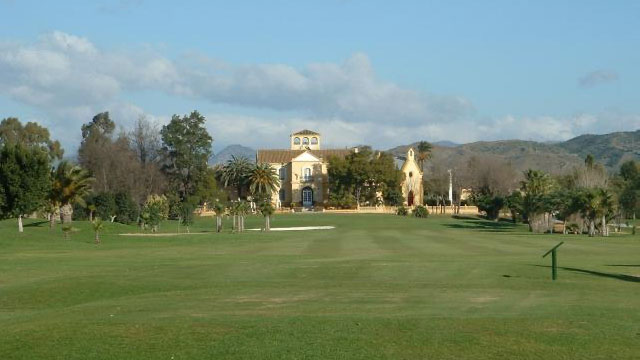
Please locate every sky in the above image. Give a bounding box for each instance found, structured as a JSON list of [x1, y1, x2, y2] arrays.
[[1, 0, 639, 153]]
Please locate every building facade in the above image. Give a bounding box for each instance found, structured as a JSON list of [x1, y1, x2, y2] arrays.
[[399, 148, 424, 206], [256, 130, 423, 208]]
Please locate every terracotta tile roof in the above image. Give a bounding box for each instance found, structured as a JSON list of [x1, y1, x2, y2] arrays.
[[292, 129, 320, 135], [256, 149, 352, 163], [257, 150, 303, 163]]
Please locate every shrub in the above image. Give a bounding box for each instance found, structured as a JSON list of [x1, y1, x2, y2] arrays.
[[396, 205, 408, 216], [114, 192, 138, 224], [72, 202, 89, 221], [328, 191, 357, 209], [472, 193, 504, 220], [180, 201, 195, 231], [413, 205, 429, 218], [566, 223, 580, 234], [141, 194, 169, 232], [384, 188, 404, 206], [92, 192, 116, 221]]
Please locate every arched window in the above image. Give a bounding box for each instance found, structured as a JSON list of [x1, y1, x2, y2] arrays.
[[311, 137, 318, 145], [279, 167, 286, 180], [302, 137, 309, 145], [293, 137, 301, 145], [303, 168, 312, 181], [279, 189, 286, 201]]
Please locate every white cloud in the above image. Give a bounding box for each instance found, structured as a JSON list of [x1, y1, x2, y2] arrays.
[[0, 31, 637, 153], [579, 70, 618, 88]]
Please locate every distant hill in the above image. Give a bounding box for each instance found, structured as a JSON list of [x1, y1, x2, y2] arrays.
[[388, 130, 640, 174], [556, 130, 640, 170], [210, 144, 256, 166], [432, 140, 459, 148]]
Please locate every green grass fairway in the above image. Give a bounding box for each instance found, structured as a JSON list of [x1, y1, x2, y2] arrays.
[[1, 214, 638, 359]]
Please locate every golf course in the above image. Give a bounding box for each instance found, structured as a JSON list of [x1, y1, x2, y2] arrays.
[[1, 213, 638, 359]]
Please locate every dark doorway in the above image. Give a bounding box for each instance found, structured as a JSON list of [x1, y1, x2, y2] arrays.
[[408, 191, 414, 206], [302, 187, 313, 207]]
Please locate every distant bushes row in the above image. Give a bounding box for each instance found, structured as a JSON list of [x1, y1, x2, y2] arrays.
[[396, 205, 429, 218]]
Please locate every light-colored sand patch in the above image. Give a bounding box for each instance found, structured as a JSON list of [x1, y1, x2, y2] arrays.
[[247, 226, 335, 231], [119, 226, 335, 236], [119, 232, 211, 237]]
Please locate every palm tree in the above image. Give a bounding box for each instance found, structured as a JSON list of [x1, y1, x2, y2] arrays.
[[576, 188, 614, 237], [44, 198, 59, 229], [416, 141, 432, 172], [249, 163, 280, 196], [51, 161, 94, 224], [212, 201, 225, 233], [87, 204, 97, 222], [259, 201, 275, 231], [92, 218, 104, 244], [520, 169, 554, 232], [234, 200, 250, 232], [221, 156, 253, 200], [229, 201, 238, 232]]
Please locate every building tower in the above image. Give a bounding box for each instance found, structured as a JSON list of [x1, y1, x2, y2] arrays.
[[290, 130, 321, 150]]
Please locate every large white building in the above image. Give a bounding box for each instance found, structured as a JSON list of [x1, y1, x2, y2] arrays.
[[257, 130, 423, 208]]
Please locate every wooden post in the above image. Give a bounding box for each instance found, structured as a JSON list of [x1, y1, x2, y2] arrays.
[[551, 250, 557, 280], [542, 242, 564, 281]]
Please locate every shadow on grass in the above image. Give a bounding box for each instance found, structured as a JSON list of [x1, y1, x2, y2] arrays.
[[24, 220, 49, 228], [444, 216, 518, 232], [606, 264, 640, 267], [533, 265, 640, 283]]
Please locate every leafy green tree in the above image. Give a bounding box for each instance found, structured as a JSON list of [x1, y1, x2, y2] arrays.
[[180, 201, 195, 233], [220, 156, 253, 199], [194, 168, 226, 206], [619, 160, 639, 182], [504, 191, 523, 223], [619, 185, 639, 220], [471, 191, 504, 220], [327, 147, 403, 207], [161, 111, 212, 201], [383, 188, 404, 206], [0, 117, 64, 160], [51, 161, 94, 224], [0, 144, 51, 232], [81, 112, 116, 139], [617, 160, 640, 219], [549, 189, 580, 234]]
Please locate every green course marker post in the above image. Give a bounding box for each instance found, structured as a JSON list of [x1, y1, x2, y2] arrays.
[[542, 241, 564, 281]]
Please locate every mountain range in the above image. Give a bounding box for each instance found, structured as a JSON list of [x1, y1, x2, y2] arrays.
[[209, 144, 256, 166], [212, 130, 639, 174]]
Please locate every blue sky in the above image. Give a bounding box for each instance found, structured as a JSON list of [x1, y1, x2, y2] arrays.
[[1, 0, 639, 152]]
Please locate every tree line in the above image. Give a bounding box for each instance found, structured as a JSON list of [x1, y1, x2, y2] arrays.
[[425, 150, 639, 236], [0, 112, 282, 234]]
